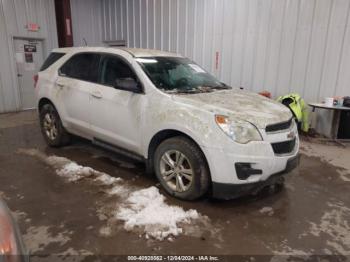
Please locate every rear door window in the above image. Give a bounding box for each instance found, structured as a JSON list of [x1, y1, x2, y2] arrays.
[[40, 52, 65, 71], [59, 53, 100, 83]]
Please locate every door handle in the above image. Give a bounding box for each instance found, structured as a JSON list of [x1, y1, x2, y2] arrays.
[[91, 91, 102, 99], [55, 81, 65, 88]]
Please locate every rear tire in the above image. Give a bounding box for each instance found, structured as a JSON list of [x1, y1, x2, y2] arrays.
[[39, 104, 71, 147], [154, 136, 210, 200]]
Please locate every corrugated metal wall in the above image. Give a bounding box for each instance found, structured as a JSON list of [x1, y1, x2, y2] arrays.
[[0, 0, 58, 113], [70, 0, 104, 46], [98, 0, 350, 102]]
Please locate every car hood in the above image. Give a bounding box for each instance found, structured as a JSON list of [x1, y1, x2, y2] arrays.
[[172, 89, 292, 129]]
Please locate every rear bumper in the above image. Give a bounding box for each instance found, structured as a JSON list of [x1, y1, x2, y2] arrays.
[[212, 154, 299, 200]]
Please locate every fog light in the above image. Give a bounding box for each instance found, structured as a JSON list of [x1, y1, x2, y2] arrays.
[[235, 163, 262, 180]]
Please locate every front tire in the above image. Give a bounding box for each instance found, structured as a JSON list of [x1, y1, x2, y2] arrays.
[[39, 104, 71, 147], [154, 136, 210, 200]]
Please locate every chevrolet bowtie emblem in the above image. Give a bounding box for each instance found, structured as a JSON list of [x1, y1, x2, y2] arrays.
[[287, 131, 295, 139]]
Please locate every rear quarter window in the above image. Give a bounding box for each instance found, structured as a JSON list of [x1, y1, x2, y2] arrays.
[[40, 52, 66, 71]]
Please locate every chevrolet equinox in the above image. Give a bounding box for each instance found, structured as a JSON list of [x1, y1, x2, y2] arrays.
[[35, 47, 299, 200]]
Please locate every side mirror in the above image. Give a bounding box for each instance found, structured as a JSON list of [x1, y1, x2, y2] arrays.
[[114, 78, 142, 93], [58, 68, 64, 76]]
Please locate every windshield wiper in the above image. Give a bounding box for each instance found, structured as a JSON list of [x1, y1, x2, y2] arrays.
[[195, 86, 214, 93], [163, 85, 229, 94], [162, 88, 199, 94], [177, 89, 202, 94], [211, 84, 232, 90]]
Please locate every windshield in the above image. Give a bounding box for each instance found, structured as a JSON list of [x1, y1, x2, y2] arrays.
[[136, 57, 231, 93]]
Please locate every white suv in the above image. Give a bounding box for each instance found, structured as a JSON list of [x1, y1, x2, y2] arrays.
[[35, 47, 299, 200]]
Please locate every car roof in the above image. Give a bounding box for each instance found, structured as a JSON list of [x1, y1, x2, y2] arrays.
[[117, 48, 181, 57], [51, 46, 182, 58]]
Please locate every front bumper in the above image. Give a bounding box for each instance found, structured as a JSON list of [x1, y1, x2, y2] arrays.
[[212, 154, 299, 200]]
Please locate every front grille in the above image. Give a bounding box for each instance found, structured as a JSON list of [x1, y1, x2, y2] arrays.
[[271, 138, 296, 155], [266, 118, 293, 133]]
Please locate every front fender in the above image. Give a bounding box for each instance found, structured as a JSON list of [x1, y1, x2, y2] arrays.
[[142, 123, 217, 180], [142, 105, 216, 154], [143, 123, 207, 157]]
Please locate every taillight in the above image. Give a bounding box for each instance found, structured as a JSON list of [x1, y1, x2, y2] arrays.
[[33, 74, 38, 88]]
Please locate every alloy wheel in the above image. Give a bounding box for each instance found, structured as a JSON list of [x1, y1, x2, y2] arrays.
[[159, 150, 194, 192], [43, 113, 58, 141]]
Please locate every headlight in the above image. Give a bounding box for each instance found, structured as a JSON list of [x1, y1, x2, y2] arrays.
[[215, 115, 262, 144]]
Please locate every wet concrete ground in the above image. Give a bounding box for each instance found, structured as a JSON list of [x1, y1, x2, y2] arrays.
[[0, 111, 349, 261]]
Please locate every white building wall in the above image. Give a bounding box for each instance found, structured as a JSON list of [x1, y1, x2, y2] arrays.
[[70, 0, 104, 46], [1, 0, 348, 113], [97, 0, 350, 102], [0, 0, 58, 113]]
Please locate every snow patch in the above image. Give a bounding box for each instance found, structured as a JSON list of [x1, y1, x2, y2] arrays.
[[259, 207, 274, 216], [18, 148, 210, 241], [23, 226, 72, 253], [116, 186, 201, 240], [46, 155, 71, 168], [18, 148, 119, 184], [99, 226, 112, 237], [309, 202, 350, 255], [11, 210, 28, 222], [58, 247, 93, 257], [269, 239, 312, 257], [0, 191, 9, 201], [107, 184, 130, 197], [95, 173, 122, 185], [336, 170, 350, 182], [56, 162, 95, 182]]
